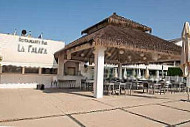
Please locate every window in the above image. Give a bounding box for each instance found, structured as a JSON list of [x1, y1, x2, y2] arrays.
[[2, 66, 22, 73], [42, 68, 57, 74], [25, 67, 39, 74], [67, 67, 76, 75]]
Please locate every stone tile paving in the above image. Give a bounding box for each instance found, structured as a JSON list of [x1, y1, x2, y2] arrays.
[[0, 89, 190, 127], [125, 105, 190, 125], [160, 101, 190, 112], [0, 89, 62, 121], [1, 116, 80, 127], [72, 109, 165, 127], [178, 122, 190, 127]]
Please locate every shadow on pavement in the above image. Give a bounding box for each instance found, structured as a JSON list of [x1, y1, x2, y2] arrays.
[[40, 88, 168, 100], [41, 88, 94, 98]]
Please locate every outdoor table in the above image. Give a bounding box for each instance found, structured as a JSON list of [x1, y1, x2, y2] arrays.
[[131, 80, 155, 94], [144, 81, 164, 94], [147, 82, 155, 94], [104, 82, 114, 95], [169, 82, 185, 93], [152, 83, 165, 95], [125, 82, 133, 95], [135, 80, 143, 89], [119, 82, 126, 95], [104, 82, 133, 95], [114, 82, 127, 95], [179, 82, 186, 92], [164, 81, 172, 92], [142, 81, 149, 93]]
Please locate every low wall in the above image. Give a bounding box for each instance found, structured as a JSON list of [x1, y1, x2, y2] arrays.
[[57, 75, 85, 88], [0, 74, 55, 88]]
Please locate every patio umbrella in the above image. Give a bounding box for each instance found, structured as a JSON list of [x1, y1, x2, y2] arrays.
[[123, 68, 127, 79], [137, 68, 141, 79], [106, 67, 110, 78], [156, 70, 160, 80], [114, 68, 118, 78], [180, 22, 190, 77], [145, 67, 150, 79], [132, 69, 136, 78], [180, 22, 190, 101], [161, 65, 164, 79]]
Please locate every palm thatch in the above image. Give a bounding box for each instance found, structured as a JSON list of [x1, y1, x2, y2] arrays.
[[55, 13, 181, 64], [82, 12, 152, 35]]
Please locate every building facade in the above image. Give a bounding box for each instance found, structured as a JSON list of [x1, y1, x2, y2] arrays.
[[0, 33, 65, 88]]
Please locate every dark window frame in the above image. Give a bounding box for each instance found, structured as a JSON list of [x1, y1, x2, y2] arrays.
[[25, 67, 39, 74], [2, 65, 22, 74], [41, 68, 57, 74]]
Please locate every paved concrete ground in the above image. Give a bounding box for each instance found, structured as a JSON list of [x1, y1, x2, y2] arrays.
[[0, 88, 189, 127]]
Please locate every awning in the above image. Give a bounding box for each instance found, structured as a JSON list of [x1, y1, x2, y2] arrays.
[[0, 62, 58, 68]]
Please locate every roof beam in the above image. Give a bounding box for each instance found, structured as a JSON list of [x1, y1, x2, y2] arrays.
[[106, 48, 115, 60], [107, 48, 118, 61], [66, 43, 94, 55], [86, 48, 93, 58], [71, 56, 93, 62]]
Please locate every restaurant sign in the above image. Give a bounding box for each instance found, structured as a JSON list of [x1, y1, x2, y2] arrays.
[[17, 37, 48, 54]]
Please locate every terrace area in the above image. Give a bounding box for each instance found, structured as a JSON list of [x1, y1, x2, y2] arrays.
[[54, 13, 181, 98], [0, 88, 190, 127]]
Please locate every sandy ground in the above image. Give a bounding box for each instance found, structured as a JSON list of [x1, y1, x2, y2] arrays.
[[0, 88, 189, 127]]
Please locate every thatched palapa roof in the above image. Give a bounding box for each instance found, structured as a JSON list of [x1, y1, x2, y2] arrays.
[[55, 13, 181, 64], [81, 12, 152, 35]]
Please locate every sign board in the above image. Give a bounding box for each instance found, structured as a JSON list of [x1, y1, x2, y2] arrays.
[[0, 34, 65, 68]]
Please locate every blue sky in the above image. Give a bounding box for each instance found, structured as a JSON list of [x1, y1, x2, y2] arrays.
[[0, 0, 190, 44]]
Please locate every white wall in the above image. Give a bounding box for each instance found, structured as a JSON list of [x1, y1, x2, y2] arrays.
[[0, 73, 55, 88], [57, 75, 85, 88], [0, 33, 66, 88], [0, 33, 65, 68]]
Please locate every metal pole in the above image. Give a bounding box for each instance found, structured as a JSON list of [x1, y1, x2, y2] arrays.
[[188, 87, 190, 101], [186, 76, 190, 101], [162, 64, 164, 79]]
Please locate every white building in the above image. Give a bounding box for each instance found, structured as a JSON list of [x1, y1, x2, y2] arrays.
[[0, 32, 65, 88], [169, 38, 182, 47]]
